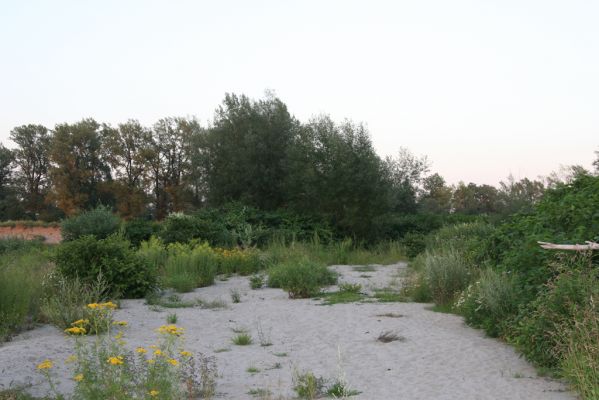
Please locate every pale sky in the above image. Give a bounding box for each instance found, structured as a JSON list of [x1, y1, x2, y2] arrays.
[[1, 0, 597, 185]]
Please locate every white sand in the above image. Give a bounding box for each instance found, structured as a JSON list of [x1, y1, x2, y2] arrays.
[[0, 263, 576, 399]]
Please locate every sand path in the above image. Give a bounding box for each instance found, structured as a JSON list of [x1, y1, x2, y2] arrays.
[[0, 263, 575, 399]]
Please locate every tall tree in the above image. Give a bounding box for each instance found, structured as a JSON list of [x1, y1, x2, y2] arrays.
[[9, 124, 51, 218], [104, 120, 153, 218], [0, 144, 23, 219], [384, 147, 430, 213], [452, 182, 499, 215], [419, 172, 452, 214], [204, 93, 296, 210], [48, 119, 113, 215]]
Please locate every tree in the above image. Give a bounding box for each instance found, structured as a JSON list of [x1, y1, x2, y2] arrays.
[[419, 173, 452, 213], [203, 93, 296, 210], [48, 119, 113, 215], [0, 144, 23, 219], [384, 147, 430, 213], [9, 124, 51, 218], [104, 120, 153, 218], [452, 182, 499, 215], [497, 175, 545, 215]]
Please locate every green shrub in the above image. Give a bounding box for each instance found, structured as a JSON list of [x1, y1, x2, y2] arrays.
[[293, 371, 325, 399], [123, 218, 160, 247], [137, 236, 168, 270], [268, 260, 337, 298], [400, 232, 426, 259], [54, 235, 156, 298], [455, 268, 519, 336], [60, 206, 121, 241], [159, 213, 200, 244], [423, 247, 473, 305], [249, 274, 264, 289], [509, 256, 599, 369], [216, 247, 262, 275]]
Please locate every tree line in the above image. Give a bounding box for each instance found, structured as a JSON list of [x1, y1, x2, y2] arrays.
[[2, 92, 584, 238]]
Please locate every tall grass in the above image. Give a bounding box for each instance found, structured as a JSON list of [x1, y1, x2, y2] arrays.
[[0, 243, 51, 341], [423, 247, 472, 305]]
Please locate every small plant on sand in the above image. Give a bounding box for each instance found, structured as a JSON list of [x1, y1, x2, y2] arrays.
[[232, 333, 253, 345], [292, 370, 326, 400], [377, 330, 405, 343], [256, 320, 272, 347], [230, 289, 241, 303], [326, 381, 360, 398], [249, 274, 265, 290], [246, 366, 260, 373], [166, 313, 178, 324], [247, 388, 271, 397], [268, 260, 337, 298], [37, 322, 217, 399]]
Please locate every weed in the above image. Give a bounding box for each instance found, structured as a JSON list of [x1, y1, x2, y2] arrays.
[[268, 260, 336, 298], [273, 352, 288, 357], [250, 274, 265, 289], [232, 333, 253, 345], [292, 370, 325, 399], [247, 388, 271, 397], [320, 291, 364, 305], [256, 320, 273, 346], [326, 381, 360, 398], [377, 330, 405, 343], [230, 289, 241, 303], [166, 313, 178, 324], [246, 366, 261, 373], [338, 283, 361, 293], [373, 289, 405, 303]]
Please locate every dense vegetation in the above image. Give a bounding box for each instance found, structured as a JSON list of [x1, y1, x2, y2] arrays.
[[0, 92, 560, 243], [0, 92, 597, 398], [402, 174, 599, 398]]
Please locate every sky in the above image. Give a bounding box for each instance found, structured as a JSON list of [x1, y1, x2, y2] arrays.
[[1, 0, 597, 185]]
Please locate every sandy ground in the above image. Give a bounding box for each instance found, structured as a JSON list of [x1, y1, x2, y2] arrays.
[[0, 263, 576, 400], [0, 226, 61, 244]]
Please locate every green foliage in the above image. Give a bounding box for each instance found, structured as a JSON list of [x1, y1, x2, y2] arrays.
[[0, 237, 44, 255], [268, 260, 337, 298], [54, 235, 156, 298], [292, 371, 325, 400], [159, 213, 200, 245], [60, 206, 120, 241], [249, 274, 264, 289], [122, 218, 159, 247], [232, 332, 253, 345], [0, 247, 50, 340], [162, 242, 217, 292], [509, 255, 598, 369], [423, 247, 473, 306], [41, 274, 109, 331]]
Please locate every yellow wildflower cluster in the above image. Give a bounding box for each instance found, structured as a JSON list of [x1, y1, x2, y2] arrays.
[[214, 247, 250, 259], [113, 320, 128, 326], [73, 373, 84, 382], [87, 301, 117, 310], [167, 358, 179, 366], [107, 356, 124, 366], [149, 390, 160, 397], [157, 324, 184, 336], [72, 319, 89, 326], [37, 359, 53, 370], [136, 347, 147, 354], [64, 326, 87, 335], [180, 350, 192, 357]]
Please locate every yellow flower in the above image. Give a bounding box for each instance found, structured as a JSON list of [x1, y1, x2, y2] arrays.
[[147, 359, 156, 364], [167, 358, 179, 366], [149, 345, 158, 349], [65, 355, 77, 364], [157, 324, 184, 336], [64, 326, 87, 335], [180, 350, 192, 357], [136, 347, 147, 354], [100, 301, 118, 309], [113, 320, 128, 326], [87, 303, 99, 309], [73, 373, 84, 382], [37, 360, 53, 370], [153, 349, 163, 356], [114, 331, 124, 340], [107, 356, 124, 366], [149, 390, 159, 397], [71, 319, 89, 326]]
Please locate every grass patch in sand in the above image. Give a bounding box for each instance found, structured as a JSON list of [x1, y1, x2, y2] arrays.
[[319, 283, 365, 305], [214, 348, 231, 353], [247, 388, 271, 397], [377, 330, 405, 343], [273, 352, 288, 357], [375, 312, 404, 318], [230, 289, 241, 303], [326, 381, 360, 397], [166, 313, 178, 324], [352, 265, 376, 272], [246, 366, 261, 373], [232, 333, 253, 345], [372, 289, 405, 303], [292, 371, 326, 399]]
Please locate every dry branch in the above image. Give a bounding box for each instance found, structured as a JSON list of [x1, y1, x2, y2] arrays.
[[537, 241, 599, 251]]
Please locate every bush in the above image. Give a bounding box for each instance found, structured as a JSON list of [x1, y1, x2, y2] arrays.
[[123, 218, 160, 247], [509, 255, 599, 369], [54, 235, 156, 298], [423, 247, 473, 305], [159, 213, 200, 245], [268, 260, 337, 298], [455, 268, 519, 337], [215, 247, 263, 275], [61, 206, 121, 241], [400, 232, 426, 259]]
